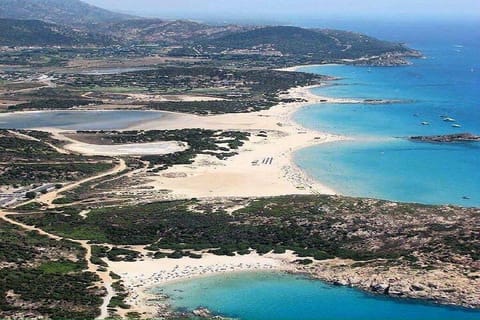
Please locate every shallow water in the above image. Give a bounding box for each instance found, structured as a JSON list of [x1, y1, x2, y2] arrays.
[[0, 110, 164, 130], [293, 21, 480, 206], [295, 139, 480, 206], [157, 272, 480, 320]]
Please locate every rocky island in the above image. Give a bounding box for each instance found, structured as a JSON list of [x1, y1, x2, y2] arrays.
[[410, 133, 480, 143]]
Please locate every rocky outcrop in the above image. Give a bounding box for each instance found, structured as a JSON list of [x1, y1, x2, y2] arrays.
[[410, 133, 480, 143], [294, 257, 480, 309], [349, 51, 423, 66]]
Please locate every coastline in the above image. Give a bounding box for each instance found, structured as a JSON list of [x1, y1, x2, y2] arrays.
[[99, 82, 353, 317], [108, 251, 298, 318], [6, 65, 479, 316], [104, 65, 480, 317]]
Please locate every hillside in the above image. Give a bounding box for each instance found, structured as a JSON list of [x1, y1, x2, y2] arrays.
[[95, 19, 249, 45], [0, 1, 420, 65], [197, 26, 415, 60], [0, 18, 114, 46], [0, 0, 133, 26]]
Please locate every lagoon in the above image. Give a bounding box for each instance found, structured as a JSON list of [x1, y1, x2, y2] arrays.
[[0, 110, 165, 130]]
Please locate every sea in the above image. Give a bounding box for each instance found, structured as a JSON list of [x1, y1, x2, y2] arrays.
[[294, 18, 480, 207], [157, 272, 480, 320], [153, 19, 480, 319]]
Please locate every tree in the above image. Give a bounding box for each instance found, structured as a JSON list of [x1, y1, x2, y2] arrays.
[[25, 191, 37, 199]]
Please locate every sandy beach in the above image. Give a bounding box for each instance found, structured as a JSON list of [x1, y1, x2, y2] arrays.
[[123, 85, 354, 198], [108, 251, 298, 317]]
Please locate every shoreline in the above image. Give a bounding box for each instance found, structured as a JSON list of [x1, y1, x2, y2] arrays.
[[5, 65, 479, 316], [108, 251, 298, 318], [111, 248, 480, 317], [101, 82, 355, 317], [120, 84, 348, 199], [104, 65, 480, 316]]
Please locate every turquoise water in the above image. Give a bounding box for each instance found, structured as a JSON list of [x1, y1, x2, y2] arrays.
[[294, 22, 480, 207], [0, 110, 164, 130], [158, 272, 480, 320], [296, 140, 480, 205]]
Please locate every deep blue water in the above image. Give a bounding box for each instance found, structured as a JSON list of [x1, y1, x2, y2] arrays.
[[0, 110, 164, 130], [294, 20, 480, 206], [158, 272, 480, 320]]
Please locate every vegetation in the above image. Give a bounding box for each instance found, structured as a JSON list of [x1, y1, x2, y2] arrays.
[[14, 196, 479, 270], [0, 130, 114, 186], [8, 99, 103, 111], [72, 129, 250, 168], [201, 26, 409, 58], [0, 18, 114, 46], [0, 220, 102, 319], [57, 66, 325, 113], [0, 0, 132, 27], [169, 26, 420, 67], [146, 100, 276, 115], [0, 162, 113, 186]]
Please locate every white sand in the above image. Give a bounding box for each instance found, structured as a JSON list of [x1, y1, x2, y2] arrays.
[[109, 251, 297, 316], [123, 86, 350, 198], [37, 85, 352, 199]]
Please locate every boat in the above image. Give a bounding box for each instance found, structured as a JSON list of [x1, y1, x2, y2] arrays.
[[421, 121, 430, 125], [452, 124, 462, 128], [443, 117, 456, 122]]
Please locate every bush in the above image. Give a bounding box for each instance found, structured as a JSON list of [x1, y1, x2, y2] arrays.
[[25, 191, 37, 199]]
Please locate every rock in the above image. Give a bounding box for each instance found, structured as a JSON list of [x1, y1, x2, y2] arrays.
[[370, 283, 389, 293], [410, 133, 480, 143], [411, 283, 425, 291], [347, 277, 361, 285], [333, 279, 348, 286], [388, 283, 410, 296], [193, 307, 212, 318]]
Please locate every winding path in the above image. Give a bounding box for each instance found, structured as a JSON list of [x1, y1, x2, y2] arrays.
[[1, 155, 129, 319], [0, 210, 115, 319]]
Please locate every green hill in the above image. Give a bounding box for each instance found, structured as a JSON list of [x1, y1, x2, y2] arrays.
[[200, 26, 413, 59]]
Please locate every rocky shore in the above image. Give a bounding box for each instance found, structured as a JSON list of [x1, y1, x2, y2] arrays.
[[348, 50, 423, 66], [295, 258, 480, 309]]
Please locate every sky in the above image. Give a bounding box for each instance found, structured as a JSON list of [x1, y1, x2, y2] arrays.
[[83, 0, 480, 22]]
